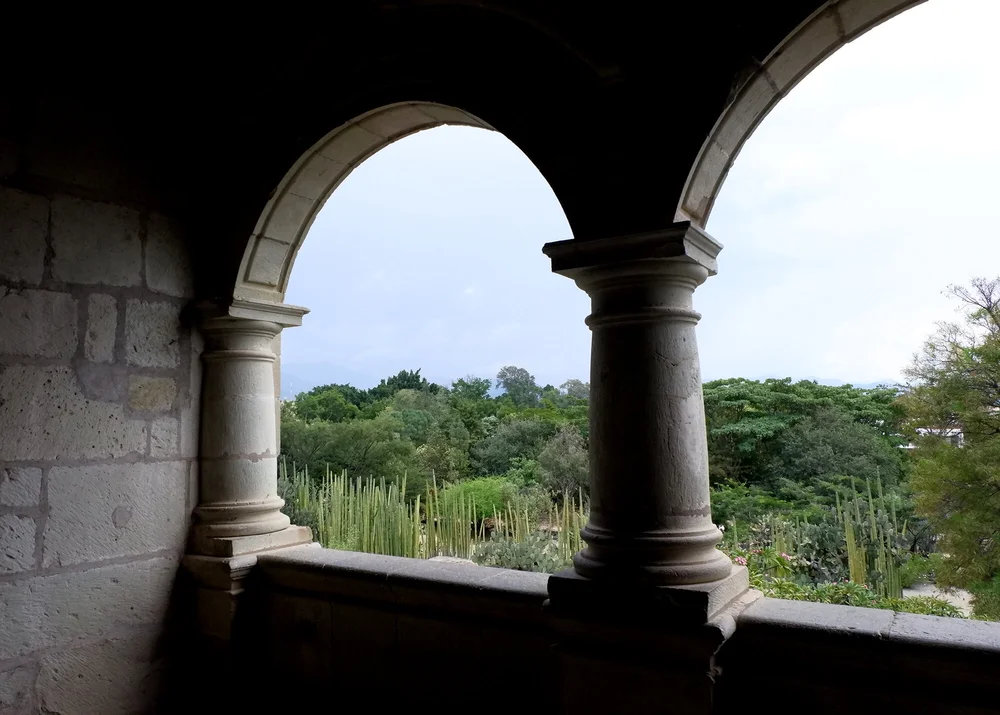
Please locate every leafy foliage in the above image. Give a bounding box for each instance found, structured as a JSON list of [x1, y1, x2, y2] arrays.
[[496, 365, 542, 408], [537, 425, 589, 495], [969, 576, 1000, 621], [472, 532, 570, 574], [704, 378, 902, 485], [470, 418, 556, 476], [281, 347, 983, 618], [902, 278, 1000, 593], [442, 476, 515, 521]]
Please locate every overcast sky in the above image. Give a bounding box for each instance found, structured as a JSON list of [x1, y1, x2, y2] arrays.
[[282, 0, 999, 397]]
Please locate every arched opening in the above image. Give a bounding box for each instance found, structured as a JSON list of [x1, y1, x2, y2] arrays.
[[235, 103, 494, 304], [677, 0, 924, 227], [280, 124, 584, 399], [697, 0, 1000, 620], [223, 100, 606, 572]]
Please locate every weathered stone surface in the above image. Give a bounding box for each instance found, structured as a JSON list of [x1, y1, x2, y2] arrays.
[[0, 289, 77, 359], [127, 375, 177, 412], [0, 366, 147, 461], [146, 213, 194, 298], [50, 196, 141, 286], [246, 237, 290, 286], [75, 362, 127, 402], [0, 515, 36, 573], [0, 662, 35, 713], [0, 187, 48, 285], [179, 332, 203, 458], [85, 293, 117, 363], [0, 556, 177, 660], [125, 299, 180, 367], [0, 467, 42, 507], [37, 631, 161, 715], [150, 417, 178, 458], [43, 462, 187, 567]]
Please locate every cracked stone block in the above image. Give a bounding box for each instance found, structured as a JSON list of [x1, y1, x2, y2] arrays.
[[0, 366, 147, 461], [85, 293, 117, 363], [0, 467, 42, 507], [146, 213, 194, 298], [43, 461, 187, 567], [127, 376, 177, 412], [51, 195, 141, 286], [0, 556, 177, 661], [0, 662, 36, 713], [0, 187, 48, 285], [0, 514, 36, 573], [125, 299, 180, 368], [0, 289, 77, 359], [150, 417, 178, 458]]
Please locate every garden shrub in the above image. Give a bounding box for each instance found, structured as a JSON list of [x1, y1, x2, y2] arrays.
[[472, 532, 570, 573], [899, 553, 945, 588], [757, 577, 964, 617], [278, 472, 319, 535], [442, 476, 517, 521], [499, 481, 553, 524], [969, 576, 1000, 621]]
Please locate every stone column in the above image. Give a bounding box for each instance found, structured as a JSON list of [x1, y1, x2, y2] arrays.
[[543, 223, 747, 622], [189, 298, 312, 557]]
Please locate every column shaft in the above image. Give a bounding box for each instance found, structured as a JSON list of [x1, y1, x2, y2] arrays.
[[543, 224, 731, 587], [189, 299, 311, 556]]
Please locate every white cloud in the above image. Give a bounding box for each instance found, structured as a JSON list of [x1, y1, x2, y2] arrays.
[[282, 0, 997, 393], [704, 0, 1000, 384]]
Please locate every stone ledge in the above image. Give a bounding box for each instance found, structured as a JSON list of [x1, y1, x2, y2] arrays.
[[721, 597, 1000, 704], [255, 547, 550, 623], [546, 565, 750, 625]]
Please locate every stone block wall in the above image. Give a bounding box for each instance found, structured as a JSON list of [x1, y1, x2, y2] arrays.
[[0, 185, 199, 714]]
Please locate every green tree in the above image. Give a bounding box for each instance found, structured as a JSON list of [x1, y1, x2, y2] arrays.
[[369, 369, 441, 402], [293, 385, 360, 423], [496, 365, 542, 408], [560, 379, 590, 401], [447, 376, 497, 440], [470, 418, 556, 475], [901, 278, 1000, 441], [537, 425, 590, 495], [765, 408, 905, 494], [703, 377, 903, 485], [280, 412, 420, 491], [902, 278, 1000, 591], [451, 376, 492, 401]]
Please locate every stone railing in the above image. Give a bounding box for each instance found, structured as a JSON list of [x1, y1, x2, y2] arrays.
[[717, 598, 1000, 713], [236, 546, 1000, 714]]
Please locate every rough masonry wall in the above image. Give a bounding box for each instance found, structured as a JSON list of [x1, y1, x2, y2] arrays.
[[0, 184, 199, 713]]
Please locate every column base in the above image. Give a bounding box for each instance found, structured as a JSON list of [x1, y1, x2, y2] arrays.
[[544, 566, 759, 715], [189, 524, 313, 557], [547, 564, 751, 627]]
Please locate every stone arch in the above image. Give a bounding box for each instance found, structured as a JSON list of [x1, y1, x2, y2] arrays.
[[235, 101, 493, 303], [675, 0, 924, 228]]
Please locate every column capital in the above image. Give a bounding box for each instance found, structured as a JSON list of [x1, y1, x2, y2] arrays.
[[542, 222, 723, 277], [198, 297, 310, 329]]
